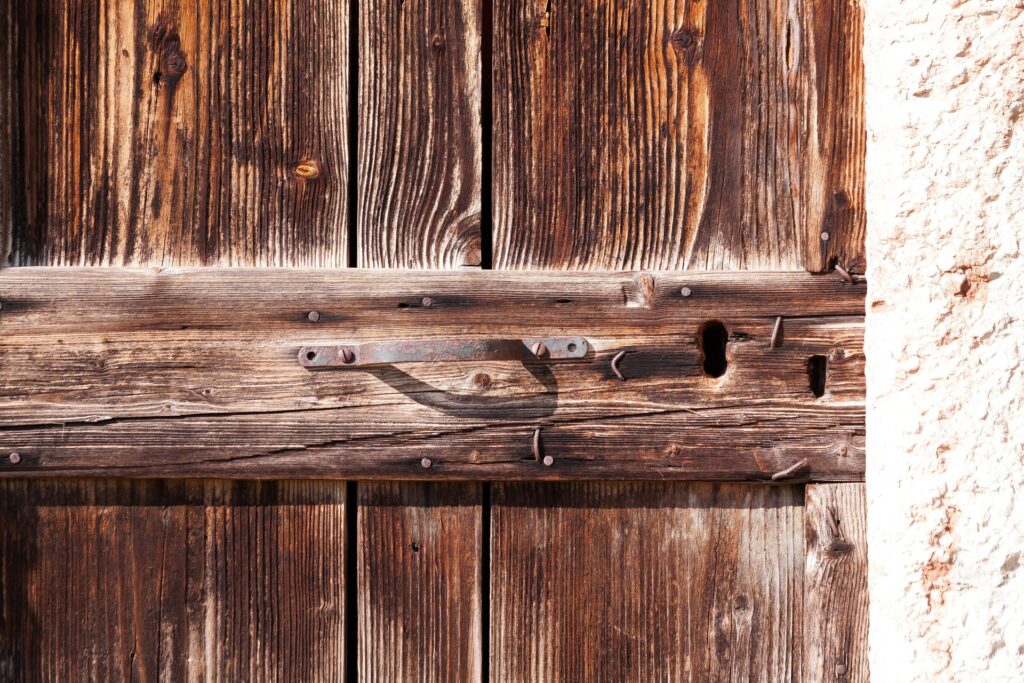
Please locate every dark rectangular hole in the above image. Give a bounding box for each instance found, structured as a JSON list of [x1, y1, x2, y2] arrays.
[[481, 481, 492, 680], [479, 0, 494, 270], [344, 480, 358, 682], [346, 0, 360, 268], [808, 355, 828, 398]]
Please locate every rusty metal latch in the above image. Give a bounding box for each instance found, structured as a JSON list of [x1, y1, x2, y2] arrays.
[[298, 337, 589, 369]]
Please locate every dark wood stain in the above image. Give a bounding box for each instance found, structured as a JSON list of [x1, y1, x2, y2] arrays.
[[0, 480, 346, 681]]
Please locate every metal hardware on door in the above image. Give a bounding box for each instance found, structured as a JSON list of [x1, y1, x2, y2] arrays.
[[298, 337, 589, 369]]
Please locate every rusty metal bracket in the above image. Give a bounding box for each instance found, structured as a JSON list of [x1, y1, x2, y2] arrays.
[[298, 337, 589, 369]]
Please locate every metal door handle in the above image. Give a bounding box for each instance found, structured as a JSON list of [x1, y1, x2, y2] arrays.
[[298, 337, 588, 369]]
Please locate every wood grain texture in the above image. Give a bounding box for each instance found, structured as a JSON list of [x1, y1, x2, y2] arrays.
[[490, 482, 804, 681], [357, 482, 482, 682], [0, 479, 346, 682], [804, 483, 868, 682], [0, 269, 865, 480], [493, 0, 865, 272], [358, 0, 482, 268], [1, 0, 348, 267]]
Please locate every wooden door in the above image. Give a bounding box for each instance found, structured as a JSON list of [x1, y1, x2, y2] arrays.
[[1, 1, 867, 681]]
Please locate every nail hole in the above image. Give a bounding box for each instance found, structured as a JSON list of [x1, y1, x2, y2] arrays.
[[699, 321, 729, 378], [567, 343, 577, 352], [397, 302, 410, 309], [808, 355, 827, 397], [306, 351, 317, 361]]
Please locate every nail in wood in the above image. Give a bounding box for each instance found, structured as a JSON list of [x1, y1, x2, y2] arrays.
[[611, 350, 628, 381], [770, 458, 809, 481], [770, 316, 783, 349]]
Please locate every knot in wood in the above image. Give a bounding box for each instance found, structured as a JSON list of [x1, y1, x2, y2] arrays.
[[292, 160, 322, 180]]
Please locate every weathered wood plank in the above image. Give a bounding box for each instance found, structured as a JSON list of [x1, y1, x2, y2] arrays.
[[358, 0, 482, 268], [493, 0, 865, 272], [0, 1, 348, 267], [357, 482, 482, 682], [0, 269, 864, 480], [490, 482, 804, 681], [0, 479, 346, 681], [804, 483, 868, 681]]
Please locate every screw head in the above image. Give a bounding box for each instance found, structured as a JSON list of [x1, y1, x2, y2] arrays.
[[8, 452, 20, 465], [421, 297, 434, 308], [542, 455, 554, 467], [532, 342, 547, 357], [681, 286, 692, 297], [307, 310, 321, 322], [340, 348, 355, 364], [420, 458, 432, 469], [820, 231, 831, 242]]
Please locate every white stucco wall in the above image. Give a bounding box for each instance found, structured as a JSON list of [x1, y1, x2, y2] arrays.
[[864, 2, 1024, 680]]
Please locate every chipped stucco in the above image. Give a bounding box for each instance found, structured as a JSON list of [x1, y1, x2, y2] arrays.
[[864, 1, 1024, 680]]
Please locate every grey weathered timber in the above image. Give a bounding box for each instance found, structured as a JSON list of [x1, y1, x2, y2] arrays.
[[0, 268, 864, 481]]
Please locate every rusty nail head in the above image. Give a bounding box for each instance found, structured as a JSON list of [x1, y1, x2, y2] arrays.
[[821, 231, 831, 242], [543, 455, 554, 467], [532, 341, 547, 357], [307, 310, 320, 322], [340, 348, 356, 364], [421, 458, 432, 469], [421, 297, 434, 308], [8, 452, 20, 465], [681, 286, 692, 297]]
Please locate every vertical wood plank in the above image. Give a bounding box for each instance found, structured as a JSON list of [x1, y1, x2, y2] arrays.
[[358, 483, 482, 682], [357, 1, 484, 678], [493, 0, 865, 271], [804, 483, 868, 681], [490, 482, 804, 682], [803, 0, 866, 273], [0, 479, 347, 682], [358, 0, 482, 268], [3, 0, 348, 267]]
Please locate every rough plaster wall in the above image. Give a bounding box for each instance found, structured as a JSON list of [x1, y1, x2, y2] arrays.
[[864, 1, 1024, 680]]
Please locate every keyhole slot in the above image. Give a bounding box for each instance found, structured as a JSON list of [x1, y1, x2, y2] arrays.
[[808, 355, 828, 397], [699, 321, 729, 378]]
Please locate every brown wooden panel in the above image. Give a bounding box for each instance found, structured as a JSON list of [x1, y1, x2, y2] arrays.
[[0, 479, 346, 681], [804, 483, 868, 681], [0, 269, 864, 480], [357, 482, 482, 682], [493, 0, 865, 272], [358, 0, 482, 268], [490, 482, 804, 681], [0, 0, 348, 267]]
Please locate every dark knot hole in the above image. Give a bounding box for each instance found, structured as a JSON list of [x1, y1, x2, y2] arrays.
[[699, 321, 729, 378]]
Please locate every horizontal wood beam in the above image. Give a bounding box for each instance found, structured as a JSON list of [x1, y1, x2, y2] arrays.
[[0, 268, 865, 481]]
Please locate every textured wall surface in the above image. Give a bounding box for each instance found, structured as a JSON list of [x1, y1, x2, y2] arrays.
[[864, 2, 1024, 680]]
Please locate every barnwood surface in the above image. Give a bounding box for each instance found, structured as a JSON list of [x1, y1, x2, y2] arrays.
[[358, 0, 482, 268], [0, 479, 346, 681], [0, 1, 348, 267], [357, 12, 486, 666], [358, 483, 482, 682], [493, 0, 865, 273], [804, 483, 869, 681], [0, 269, 864, 480], [490, 482, 804, 681]]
